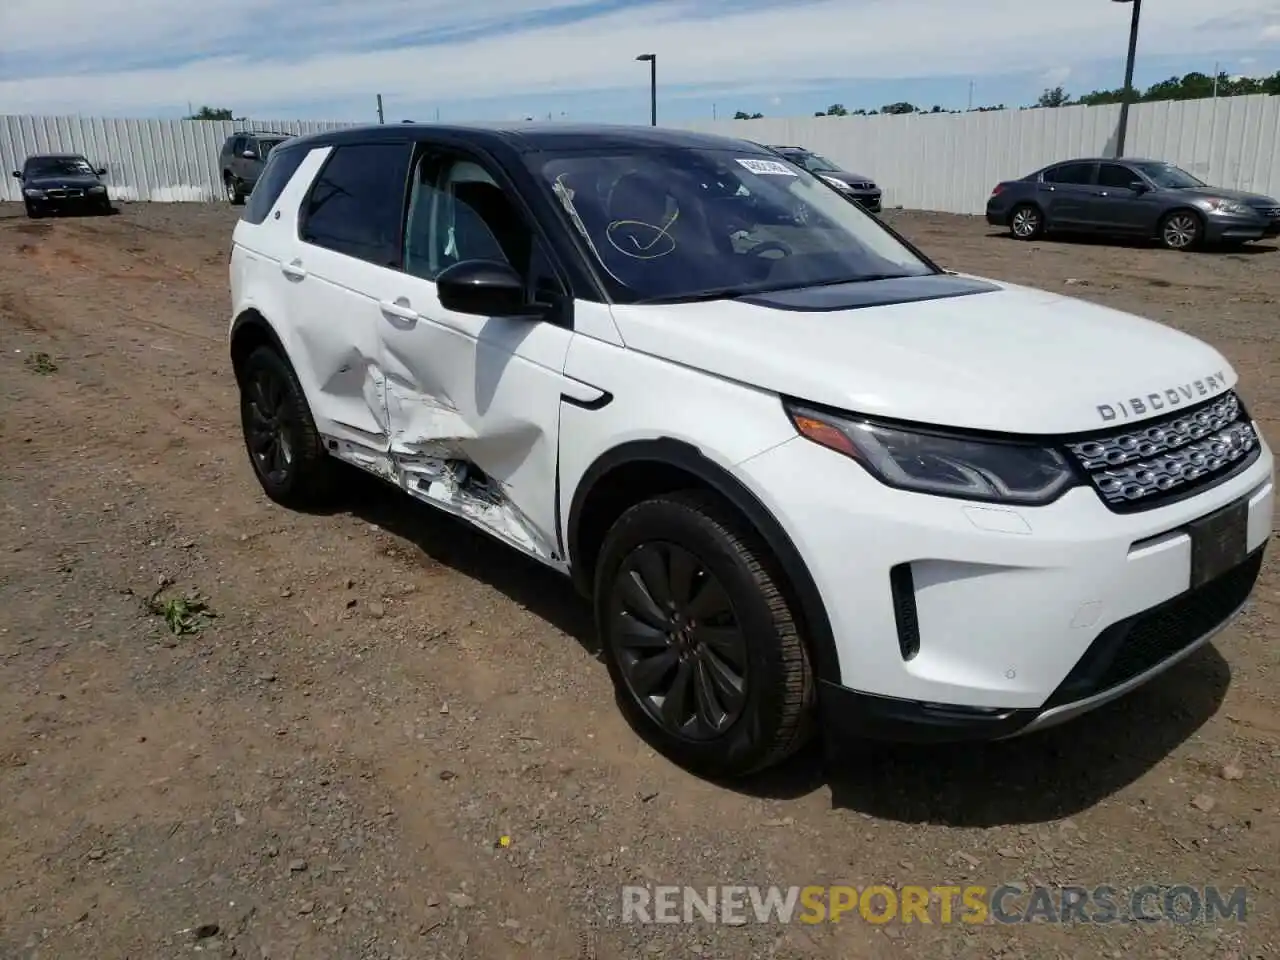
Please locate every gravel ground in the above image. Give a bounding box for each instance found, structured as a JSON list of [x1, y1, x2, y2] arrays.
[[0, 201, 1276, 960]]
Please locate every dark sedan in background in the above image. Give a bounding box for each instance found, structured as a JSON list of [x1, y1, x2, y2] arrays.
[[986, 157, 1280, 250], [767, 144, 883, 212], [12, 153, 113, 218]]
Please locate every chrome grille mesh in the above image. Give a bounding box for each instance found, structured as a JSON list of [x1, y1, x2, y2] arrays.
[[1065, 391, 1259, 509]]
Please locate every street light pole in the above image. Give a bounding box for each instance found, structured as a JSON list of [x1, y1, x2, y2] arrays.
[[1113, 0, 1142, 158], [636, 53, 656, 126]]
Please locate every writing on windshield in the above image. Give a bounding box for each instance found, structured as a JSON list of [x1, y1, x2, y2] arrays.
[[537, 147, 930, 303]]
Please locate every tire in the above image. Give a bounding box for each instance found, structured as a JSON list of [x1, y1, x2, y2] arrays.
[[1009, 203, 1044, 240], [594, 490, 814, 779], [1160, 209, 1202, 251], [238, 345, 335, 507], [24, 200, 42, 219], [225, 174, 245, 206]]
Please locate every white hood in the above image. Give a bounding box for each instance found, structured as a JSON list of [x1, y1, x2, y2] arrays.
[[607, 277, 1236, 435]]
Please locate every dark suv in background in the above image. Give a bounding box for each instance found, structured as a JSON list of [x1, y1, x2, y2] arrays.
[[219, 132, 292, 205], [767, 145, 882, 212]]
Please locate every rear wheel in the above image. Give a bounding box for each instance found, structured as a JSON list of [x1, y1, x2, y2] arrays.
[[1160, 210, 1202, 251], [1009, 203, 1044, 240], [594, 491, 814, 779], [238, 346, 334, 507]]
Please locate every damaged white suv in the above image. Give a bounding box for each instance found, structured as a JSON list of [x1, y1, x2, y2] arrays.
[[229, 122, 1274, 779]]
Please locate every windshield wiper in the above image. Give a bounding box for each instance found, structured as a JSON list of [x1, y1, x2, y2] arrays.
[[633, 286, 757, 305]]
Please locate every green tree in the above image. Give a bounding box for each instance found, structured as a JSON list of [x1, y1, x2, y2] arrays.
[[187, 105, 234, 120], [732, 110, 764, 119], [1036, 86, 1070, 107], [880, 101, 917, 115]]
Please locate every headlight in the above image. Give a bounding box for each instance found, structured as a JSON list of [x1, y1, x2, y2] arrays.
[[822, 175, 853, 192], [23, 188, 45, 198], [89, 184, 106, 193], [785, 401, 1078, 505], [1204, 198, 1254, 216]]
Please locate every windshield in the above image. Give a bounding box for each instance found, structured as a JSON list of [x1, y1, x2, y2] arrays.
[[1132, 162, 1205, 189], [25, 156, 94, 177], [792, 151, 840, 173], [535, 148, 932, 303], [258, 138, 286, 158]]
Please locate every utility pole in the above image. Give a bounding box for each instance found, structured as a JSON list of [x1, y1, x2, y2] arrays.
[[376, 94, 384, 124], [1113, 0, 1142, 158], [635, 54, 657, 126], [713, 103, 717, 120], [968, 81, 974, 111]]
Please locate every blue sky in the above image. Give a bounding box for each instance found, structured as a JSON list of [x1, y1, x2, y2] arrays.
[[2, 0, 1280, 123]]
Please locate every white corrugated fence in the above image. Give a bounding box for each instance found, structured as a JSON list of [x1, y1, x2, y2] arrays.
[[0, 116, 355, 202], [4, 95, 1280, 213]]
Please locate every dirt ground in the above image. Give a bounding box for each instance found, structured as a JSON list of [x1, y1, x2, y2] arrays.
[[0, 201, 1276, 960]]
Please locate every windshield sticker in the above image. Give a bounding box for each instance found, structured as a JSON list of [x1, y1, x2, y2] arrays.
[[736, 157, 797, 176]]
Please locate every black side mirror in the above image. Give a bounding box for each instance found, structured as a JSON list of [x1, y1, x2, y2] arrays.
[[436, 259, 535, 318], [96, 166, 108, 176], [1129, 180, 1148, 194], [11, 170, 20, 179]]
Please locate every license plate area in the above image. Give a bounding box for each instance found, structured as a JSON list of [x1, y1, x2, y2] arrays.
[[1188, 496, 1249, 589]]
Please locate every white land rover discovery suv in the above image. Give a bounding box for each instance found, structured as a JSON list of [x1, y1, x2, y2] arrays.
[[228, 122, 1274, 779]]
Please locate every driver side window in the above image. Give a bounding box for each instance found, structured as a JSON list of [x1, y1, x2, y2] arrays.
[[404, 152, 545, 284]]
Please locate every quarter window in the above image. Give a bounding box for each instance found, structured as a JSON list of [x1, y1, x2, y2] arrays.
[[300, 142, 412, 267], [242, 147, 308, 225]]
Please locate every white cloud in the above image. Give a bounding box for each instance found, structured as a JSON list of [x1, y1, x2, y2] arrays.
[[1041, 66, 1072, 87], [0, 0, 1277, 115]]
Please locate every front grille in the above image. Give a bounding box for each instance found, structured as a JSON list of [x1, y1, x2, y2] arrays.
[[851, 182, 876, 191], [1258, 206, 1280, 219], [1064, 391, 1260, 512], [1044, 546, 1264, 709], [44, 188, 84, 199]]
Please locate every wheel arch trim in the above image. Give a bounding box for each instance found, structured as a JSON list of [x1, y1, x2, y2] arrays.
[[566, 437, 841, 684]]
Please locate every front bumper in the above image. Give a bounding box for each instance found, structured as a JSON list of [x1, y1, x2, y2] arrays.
[[734, 429, 1275, 742], [26, 190, 109, 211], [853, 192, 882, 213], [1203, 213, 1271, 243]]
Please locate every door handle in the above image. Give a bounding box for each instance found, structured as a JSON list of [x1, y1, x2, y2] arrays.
[[379, 298, 419, 323], [1097, 191, 1110, 197], [280, 259, 307, 280]]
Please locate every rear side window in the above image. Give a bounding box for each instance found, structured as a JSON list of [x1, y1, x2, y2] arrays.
[[242, 147, 308, 225], [1043, 162, 1094, 185], [299, 142, 412, 267]]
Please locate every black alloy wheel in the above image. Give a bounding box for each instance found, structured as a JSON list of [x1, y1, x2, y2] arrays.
[[610, 541, 749, 740]]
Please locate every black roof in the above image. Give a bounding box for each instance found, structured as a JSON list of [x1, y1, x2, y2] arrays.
[[23, 151, 89, 160], [279, 122, 775, 156], [1048, 156, 1164, 165]]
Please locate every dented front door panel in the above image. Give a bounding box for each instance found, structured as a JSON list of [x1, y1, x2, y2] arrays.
[[377, 280, 575, 563]]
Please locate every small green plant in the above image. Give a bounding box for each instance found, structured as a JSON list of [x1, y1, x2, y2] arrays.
[[145, 588, 216, 635], [24, 351, 57, 374]]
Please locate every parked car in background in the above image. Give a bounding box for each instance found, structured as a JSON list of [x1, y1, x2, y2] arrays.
[[12, 152, 112, 218], [227, 122, 1272, 781], [767, 145, 882, 212], [987, 157, 1280, 250], [219, 131, 292, 204]]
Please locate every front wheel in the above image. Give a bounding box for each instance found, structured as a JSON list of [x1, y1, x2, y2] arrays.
[[1160, 210, 1202, 251], [24, 200, 42, 219], [225, 175, 244, 205], [594, 491, 814, 779], [238, 346, 334, 507]]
